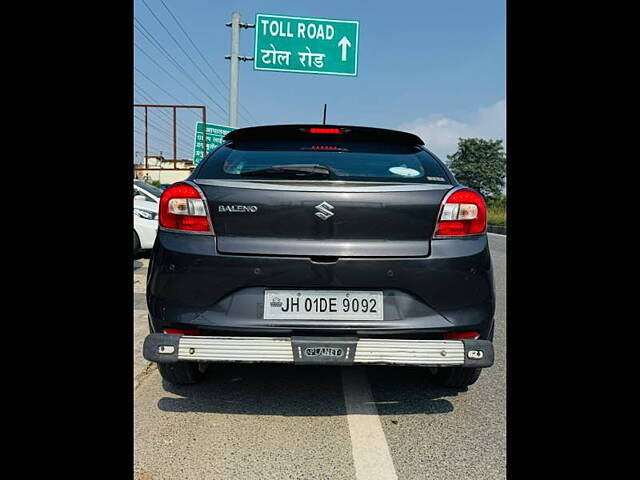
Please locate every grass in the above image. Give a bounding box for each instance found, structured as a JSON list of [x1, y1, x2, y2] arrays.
[[486, 197, 506, 226], [487, 206, 506, 226]]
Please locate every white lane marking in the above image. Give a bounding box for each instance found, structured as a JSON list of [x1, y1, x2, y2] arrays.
[[487, 232, 506, 237], [341, 367, 398, 480]]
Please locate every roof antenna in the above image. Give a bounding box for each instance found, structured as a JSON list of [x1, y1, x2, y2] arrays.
[[322, 104, 327, 124]]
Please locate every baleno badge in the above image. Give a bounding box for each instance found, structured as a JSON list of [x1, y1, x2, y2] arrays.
[[315, 201, 334, 220], [218, 205, 258, 213]]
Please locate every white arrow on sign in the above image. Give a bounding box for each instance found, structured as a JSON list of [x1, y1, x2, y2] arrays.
[[338, 36, 351, 61]]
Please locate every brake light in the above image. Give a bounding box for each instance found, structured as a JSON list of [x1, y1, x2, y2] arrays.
[[164, 328, 200, 336], [309, 128, 342, 134], [159, 183, 212, 233], [444, 331, 480, 340], [433, 188, 486, 237]]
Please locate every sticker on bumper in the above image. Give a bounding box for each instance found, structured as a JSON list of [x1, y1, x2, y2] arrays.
[[291, 336, 357, 365]]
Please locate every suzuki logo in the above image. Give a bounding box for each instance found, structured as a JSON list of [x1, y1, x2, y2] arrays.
[[314, 201, 334, 220]]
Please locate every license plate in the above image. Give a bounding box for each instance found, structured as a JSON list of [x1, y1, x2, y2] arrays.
[[263, 290, 383, 320]]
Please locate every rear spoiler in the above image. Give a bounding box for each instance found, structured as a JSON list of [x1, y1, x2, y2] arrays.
[[223, 124, 425, 146]]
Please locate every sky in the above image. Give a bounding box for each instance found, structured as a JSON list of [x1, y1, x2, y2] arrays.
[[133, 0, 505, 163]]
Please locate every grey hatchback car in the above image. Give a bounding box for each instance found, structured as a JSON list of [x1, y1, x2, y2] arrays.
[[143, 125, 495, 388]]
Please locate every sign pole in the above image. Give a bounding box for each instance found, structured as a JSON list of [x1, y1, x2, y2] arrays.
[[228, 12, 240, 128], [225, 14, 254, 129]]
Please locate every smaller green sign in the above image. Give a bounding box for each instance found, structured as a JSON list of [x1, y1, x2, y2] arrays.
[[193, 122, 235, 165]]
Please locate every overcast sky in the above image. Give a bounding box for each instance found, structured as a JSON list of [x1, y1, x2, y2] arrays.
[[134, 0, 505, 162]]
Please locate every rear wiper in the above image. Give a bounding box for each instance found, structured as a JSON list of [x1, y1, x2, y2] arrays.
[[240, 164, 332, 177]]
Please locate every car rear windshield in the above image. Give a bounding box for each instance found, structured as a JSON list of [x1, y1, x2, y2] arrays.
[[196, 140, 450, 184]]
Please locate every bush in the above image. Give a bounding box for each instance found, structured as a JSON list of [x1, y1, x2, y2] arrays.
[[487, 195, 506, 210]]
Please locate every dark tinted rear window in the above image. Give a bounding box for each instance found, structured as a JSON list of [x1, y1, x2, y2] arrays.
[[196, 140, 450, 184]]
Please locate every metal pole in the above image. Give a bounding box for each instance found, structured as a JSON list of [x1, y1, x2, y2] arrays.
[[144, 106, 148, 169], [172, 106, 177, 168], [229, 12, 240, 128]]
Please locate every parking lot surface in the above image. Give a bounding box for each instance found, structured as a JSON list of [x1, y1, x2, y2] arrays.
[[133, 234, 506, 479]]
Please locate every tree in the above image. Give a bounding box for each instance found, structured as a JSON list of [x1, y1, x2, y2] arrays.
[[447, 138, 506, 199]]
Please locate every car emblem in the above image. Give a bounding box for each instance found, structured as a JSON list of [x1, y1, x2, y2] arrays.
[[270, 297, 283, 308], [314, 201, 334, 220]]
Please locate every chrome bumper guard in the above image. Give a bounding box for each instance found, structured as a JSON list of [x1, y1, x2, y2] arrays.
[[143, 334, 494, 368]]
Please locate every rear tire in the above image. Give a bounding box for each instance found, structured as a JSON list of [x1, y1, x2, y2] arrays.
[[134, 230, 140, 256], [158, 362, 203, 385], [431, 366, 482, 388]]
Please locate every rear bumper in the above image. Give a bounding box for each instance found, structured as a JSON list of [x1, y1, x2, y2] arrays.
[[147, 232, 495, 338], [143, 333, 494, 368]]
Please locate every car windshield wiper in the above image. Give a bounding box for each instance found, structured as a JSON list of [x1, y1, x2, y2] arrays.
[[240, 164, 332, 178]]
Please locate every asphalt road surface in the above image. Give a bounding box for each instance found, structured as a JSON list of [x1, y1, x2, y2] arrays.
[[133, 234, 506, 480]]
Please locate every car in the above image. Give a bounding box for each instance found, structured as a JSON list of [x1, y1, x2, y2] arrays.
[[134, 200, 158, 255], [133, 180, 162, 204], [159, 183, 172, 190], [143, 124, 495, 388], [133, 196, 158, 256]]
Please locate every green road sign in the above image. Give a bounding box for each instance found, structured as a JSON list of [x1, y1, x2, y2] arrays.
[[254, 14, 359, 76], [193, 122, 235, 165]]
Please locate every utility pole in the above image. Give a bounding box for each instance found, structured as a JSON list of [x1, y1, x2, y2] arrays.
[[228, 13, 240, 128], [225, 13, 254, 128]]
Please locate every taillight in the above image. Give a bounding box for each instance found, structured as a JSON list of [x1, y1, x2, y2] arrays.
[[444, 331, 480, 340], [433, 188, 487, 237], [309, 128, 342, 134], [159, 183, 213, 233]]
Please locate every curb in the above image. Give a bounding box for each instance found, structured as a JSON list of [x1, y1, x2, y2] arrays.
[[487, 225, 506, 235]]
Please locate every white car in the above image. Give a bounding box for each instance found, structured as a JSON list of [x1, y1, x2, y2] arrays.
[[133, 181, 161, 255], [134, 180, 162, 203]]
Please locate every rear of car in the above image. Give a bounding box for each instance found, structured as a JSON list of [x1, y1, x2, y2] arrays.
[[133, 181, 161, 255], [133, 199, 158, 254], [143, 125, 495, 388]]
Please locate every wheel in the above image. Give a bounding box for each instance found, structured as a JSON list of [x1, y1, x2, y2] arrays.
[[133, 230, 140, 256], [157, 362, 204, 385], [430, 366, 482, 388]]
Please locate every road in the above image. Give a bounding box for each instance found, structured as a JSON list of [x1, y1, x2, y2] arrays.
[[133, 234, 506, 479]]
